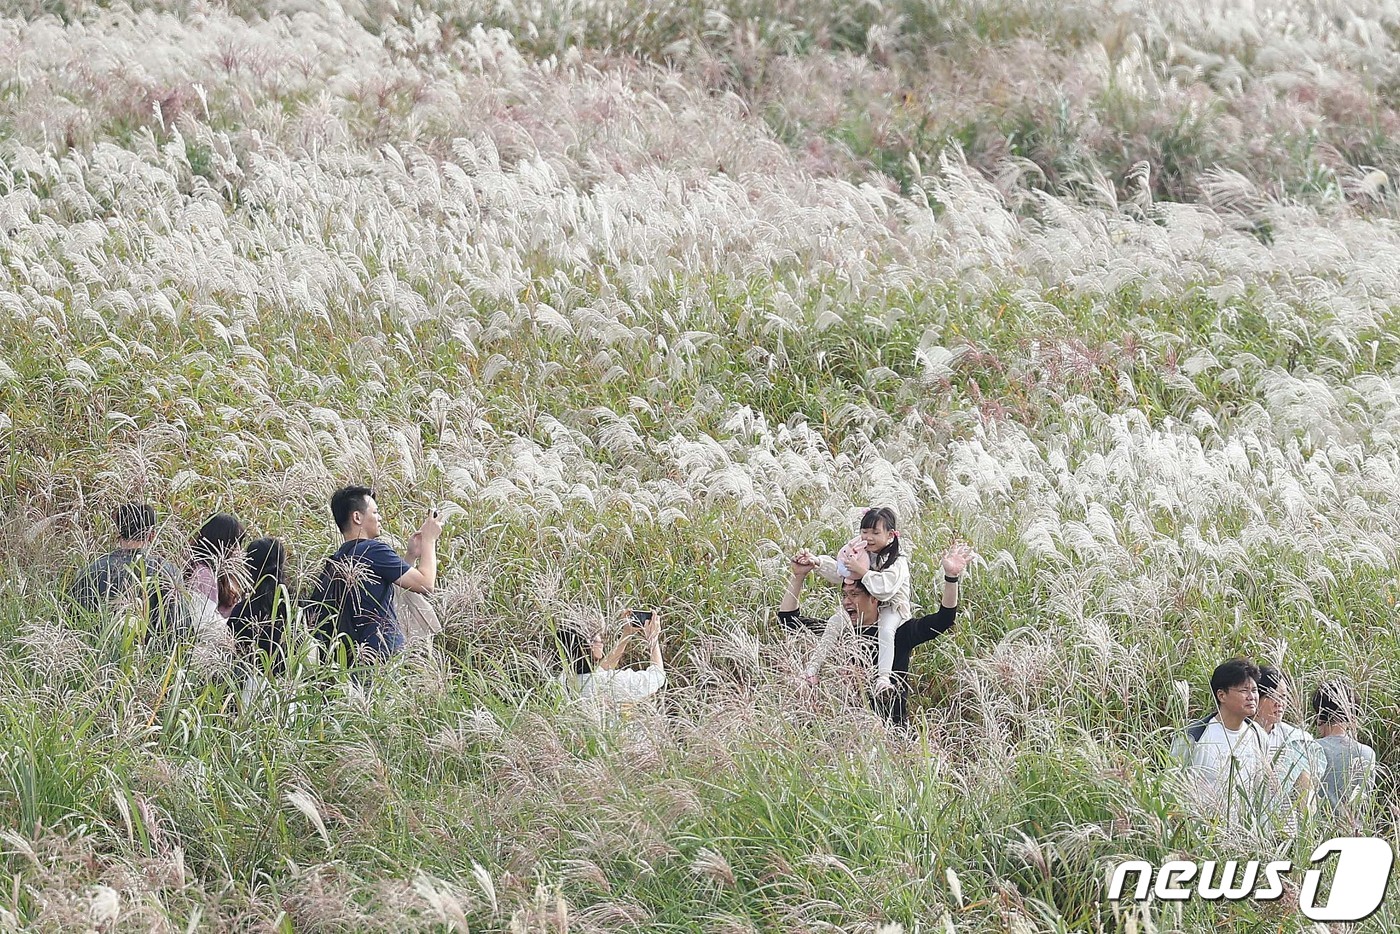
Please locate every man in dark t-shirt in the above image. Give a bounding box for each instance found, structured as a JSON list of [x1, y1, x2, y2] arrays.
[[312, 485, 440, 660], [69, 503, 189, 635]]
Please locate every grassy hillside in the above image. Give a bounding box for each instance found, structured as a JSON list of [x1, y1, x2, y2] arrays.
[[2, 0, 1400, 929]]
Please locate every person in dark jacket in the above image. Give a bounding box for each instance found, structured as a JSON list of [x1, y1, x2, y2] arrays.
[[229, 537, 292, 673], [69, 503, 189, 636]]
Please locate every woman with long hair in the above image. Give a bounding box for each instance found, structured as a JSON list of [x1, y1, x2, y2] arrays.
[[556, 612, 666, 727], [229, 537, 291, 673], [187, 513, 247, 618]]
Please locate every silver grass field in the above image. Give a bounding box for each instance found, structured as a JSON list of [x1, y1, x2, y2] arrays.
[[2, 0, 1400, 929]]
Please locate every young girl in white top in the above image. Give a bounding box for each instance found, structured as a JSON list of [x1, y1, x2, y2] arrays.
[[796, 507, 912, 693]]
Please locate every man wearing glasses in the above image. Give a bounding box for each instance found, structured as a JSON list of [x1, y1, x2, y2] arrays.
[[1171, 657, 1271, 815]]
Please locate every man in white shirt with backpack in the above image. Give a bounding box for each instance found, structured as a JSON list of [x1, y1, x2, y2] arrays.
[[1171, 657, 1271, 822]]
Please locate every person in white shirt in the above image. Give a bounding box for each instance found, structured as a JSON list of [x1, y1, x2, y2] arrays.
[[1170, 657, 1271, 821], [1254, 665, 1325, 831], [557, 611, 665, 712]]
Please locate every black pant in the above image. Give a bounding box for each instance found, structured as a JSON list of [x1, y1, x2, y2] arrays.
[[778, 604, 958, 723], [875, 604, 958, 723]]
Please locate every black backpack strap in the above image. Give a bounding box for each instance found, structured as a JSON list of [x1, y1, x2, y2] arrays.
[[1185, 713, 1217, 743]]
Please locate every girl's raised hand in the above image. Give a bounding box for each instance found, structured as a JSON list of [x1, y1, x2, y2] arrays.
[[942, 541, 974, 578], [844, 545, 871, 577]]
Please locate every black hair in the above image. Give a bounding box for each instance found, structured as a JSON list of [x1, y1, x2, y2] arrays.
[[330, 485, 374, 533], [1256, 665, 1289, 699], [1210, 657, 1261, 702], [557, 628, 593, 675], [843, 577, 873, 598], [192, 513, 247, 557], [860, 507, 900, 570], [230, 537, 290, 673], [240, 537, 287, 620], [189, 513, 248, 608], [114, 503, 157, 541], [1313, 679, 1359, 726]]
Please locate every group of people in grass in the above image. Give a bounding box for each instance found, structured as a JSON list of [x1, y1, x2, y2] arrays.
[[66, 490, 969, 722], [68, 487, 445, 674], [560, 505, 974, 724], [1171, 657, 1376, 829], [66, 487, 1378, 824]]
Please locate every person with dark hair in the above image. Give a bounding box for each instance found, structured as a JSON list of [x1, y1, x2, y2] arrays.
[[307, 485, 441, 661], [1311, 679, 1376, 813], [790, 507, 913, 694], [1255, 665, 1324, 829], [186, 513, 248, 619], [114, 503, 156, 542], [68, 503, 189, 635], [229, 537, 291, 674], [786, 543, 970, 724], [557, 612, 666, 731], [1171, 657, 1270, 815], [557, 612, 666, 707], [557, 626, 604, 693]]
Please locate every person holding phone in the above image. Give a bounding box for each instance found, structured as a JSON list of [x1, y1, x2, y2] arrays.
[[566, 610, 666, 715], [306, 486, 442, 661], [556, 622, 631, 696]]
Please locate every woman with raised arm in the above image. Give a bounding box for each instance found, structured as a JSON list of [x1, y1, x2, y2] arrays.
[[583, 610, 666, 705], [558, 611, 666, 711]]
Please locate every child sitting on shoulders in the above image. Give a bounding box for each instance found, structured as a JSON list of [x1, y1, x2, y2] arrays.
[[794, 506, 912, 693]]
